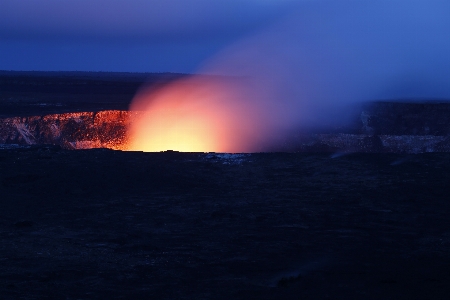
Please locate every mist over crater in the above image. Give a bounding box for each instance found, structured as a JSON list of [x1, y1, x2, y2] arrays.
[[127, 0, 450, 152]]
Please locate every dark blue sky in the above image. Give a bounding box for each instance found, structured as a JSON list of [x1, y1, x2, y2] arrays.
[[1, 0, 449, 102], [0, 0, 297, 73]]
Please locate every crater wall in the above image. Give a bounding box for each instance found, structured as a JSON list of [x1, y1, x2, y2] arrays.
[[1, 102, 450, 153]]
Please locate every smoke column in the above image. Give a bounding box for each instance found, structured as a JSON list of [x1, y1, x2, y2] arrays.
[[128, 0, 450, 152]]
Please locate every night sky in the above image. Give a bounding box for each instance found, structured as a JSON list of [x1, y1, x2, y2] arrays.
[[0, 0, 296, 73], [1, 0, 450, 104]]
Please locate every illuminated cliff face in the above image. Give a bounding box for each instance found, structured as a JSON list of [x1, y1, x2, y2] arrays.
[[0, 110, 136, 150], [1, 103, 450, 153]]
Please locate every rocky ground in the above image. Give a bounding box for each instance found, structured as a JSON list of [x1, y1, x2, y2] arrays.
[[1, 147, 450, 299]]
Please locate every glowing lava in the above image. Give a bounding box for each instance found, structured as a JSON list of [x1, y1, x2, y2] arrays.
[[127, 76, 272, 153]]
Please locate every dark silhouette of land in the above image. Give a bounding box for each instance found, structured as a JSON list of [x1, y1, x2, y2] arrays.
[[0, 71, 186, 117]]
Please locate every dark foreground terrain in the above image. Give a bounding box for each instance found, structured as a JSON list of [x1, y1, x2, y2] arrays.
[[1, 147, 450, 299]]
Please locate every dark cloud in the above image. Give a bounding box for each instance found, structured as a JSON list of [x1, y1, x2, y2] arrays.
[[0, 0, 297, 41], [0, 39, 226, 72], [0, 0, 298, 72]]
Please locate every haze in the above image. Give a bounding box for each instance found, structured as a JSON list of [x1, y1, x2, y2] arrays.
[[129, 0, 450, 152]]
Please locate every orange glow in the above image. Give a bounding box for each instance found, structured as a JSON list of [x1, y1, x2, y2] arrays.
[[127, 76, 271, 152], [1, 110, 134, 150]]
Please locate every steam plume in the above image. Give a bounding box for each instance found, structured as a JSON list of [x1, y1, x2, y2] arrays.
[[129, 0, 450, 152]]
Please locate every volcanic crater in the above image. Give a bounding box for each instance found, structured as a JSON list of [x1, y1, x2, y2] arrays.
[[2, 71, 450, 153]]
